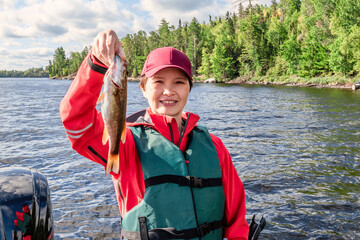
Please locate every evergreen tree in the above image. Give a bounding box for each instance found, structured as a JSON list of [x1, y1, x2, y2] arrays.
[[186, 17, 201, 74], [42, 0, 359, 80], [158, 19, 172, 47]]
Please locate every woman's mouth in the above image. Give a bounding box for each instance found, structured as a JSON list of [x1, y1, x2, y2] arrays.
[[160, 100, 177, 105]]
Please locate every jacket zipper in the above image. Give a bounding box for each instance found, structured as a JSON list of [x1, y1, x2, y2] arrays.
[[167, 123, 174, 143], [178, 113, 191, 148]]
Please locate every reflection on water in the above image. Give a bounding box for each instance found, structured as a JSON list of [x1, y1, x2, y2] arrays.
[[0, 78, 359, 239]]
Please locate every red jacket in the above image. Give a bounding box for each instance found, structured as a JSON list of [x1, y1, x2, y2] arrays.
[[59, 52, 249, 239]]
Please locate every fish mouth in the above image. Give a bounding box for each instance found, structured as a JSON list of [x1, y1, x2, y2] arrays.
[[111, 80, 122, 89]]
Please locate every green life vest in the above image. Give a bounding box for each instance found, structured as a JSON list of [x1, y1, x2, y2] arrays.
[[121, 125, 225, 240]]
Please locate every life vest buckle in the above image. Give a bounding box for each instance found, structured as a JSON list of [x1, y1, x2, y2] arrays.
[[187, 176, 203, 188], [197, 222, 210, 237]]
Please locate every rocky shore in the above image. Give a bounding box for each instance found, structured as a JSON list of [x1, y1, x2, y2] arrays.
[[224, 77, 356, 89], [199, 76, 359, 90], [54, 74, 359, 90]]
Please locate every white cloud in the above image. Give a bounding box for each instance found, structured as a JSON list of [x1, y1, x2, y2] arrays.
[[15, 47, 53, 56], [139, 0, 233, 28], [24, 0, 40, 4], [3, 41, 22, 47], [0, 46, 53, 70], [0, 0, 136, 70], [0, 47, 10, 55], [0, 0, 131, 41], [0, 0, 275, 70], [0, 0, 18, 11]]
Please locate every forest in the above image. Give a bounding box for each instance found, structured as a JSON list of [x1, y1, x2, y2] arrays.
[[0, 68, 48, 78], [45, 0, 360, 83]]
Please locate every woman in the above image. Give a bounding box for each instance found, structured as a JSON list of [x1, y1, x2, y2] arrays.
[[60, 29, 249, 239]]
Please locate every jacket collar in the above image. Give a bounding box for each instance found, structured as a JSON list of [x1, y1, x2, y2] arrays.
[[127, 107, 200, 147]]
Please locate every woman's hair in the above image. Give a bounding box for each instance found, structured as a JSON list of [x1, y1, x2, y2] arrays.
[[139, 75, 148, 90]]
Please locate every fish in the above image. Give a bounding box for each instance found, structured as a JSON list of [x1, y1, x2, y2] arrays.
[[98, 54, 127, 175]]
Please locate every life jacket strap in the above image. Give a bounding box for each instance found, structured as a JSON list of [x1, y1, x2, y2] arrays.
[[144, 175, 223, 189], [139, 217, 149, 240], [121, 219, 223, 240]]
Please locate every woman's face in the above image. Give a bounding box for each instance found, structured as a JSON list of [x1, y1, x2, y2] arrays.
[[141, 67, 190, 123]]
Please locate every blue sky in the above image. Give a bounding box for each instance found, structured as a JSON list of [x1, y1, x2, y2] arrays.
[[0, 0, 273, 71]]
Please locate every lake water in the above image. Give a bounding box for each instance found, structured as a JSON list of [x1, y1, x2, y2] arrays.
[[0, 78, 359, 239]]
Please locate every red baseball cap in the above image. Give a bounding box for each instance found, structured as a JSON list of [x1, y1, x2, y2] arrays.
[[141, 47, 193, 84]]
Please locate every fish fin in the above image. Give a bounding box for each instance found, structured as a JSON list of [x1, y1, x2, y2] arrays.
[[121, 122, 127, 144], [102, 127, 109, 145], [97, 92, 104, 103], [105, 153, 119, 175]]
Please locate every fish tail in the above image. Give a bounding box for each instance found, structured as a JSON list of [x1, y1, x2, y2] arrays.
[[105, 153, 119, 175], [121, 122, 126, 144]]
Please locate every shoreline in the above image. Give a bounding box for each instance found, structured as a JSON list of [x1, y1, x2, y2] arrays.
[[198, 75, 360, 90], [223, 79, 355, 89], [53, 75, 359, 90]]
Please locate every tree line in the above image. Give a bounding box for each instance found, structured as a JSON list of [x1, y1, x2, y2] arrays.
[[0, 68, 48, 78], [47, 0, 359, 81], [47, 46, 90, 78]]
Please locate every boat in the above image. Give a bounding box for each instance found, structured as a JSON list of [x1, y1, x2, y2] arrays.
[[0, 167, 54, 240]]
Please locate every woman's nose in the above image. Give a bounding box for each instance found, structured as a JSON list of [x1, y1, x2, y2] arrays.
[[162, 84, 175, 95]]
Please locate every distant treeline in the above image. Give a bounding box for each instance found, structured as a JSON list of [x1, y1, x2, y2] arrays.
[[0, 68, 48, 78], [47, 47, 90, 78], [48, 0, 360, 81]]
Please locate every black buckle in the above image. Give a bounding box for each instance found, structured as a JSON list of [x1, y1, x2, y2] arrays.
[[138, 217, 149, 240], [197, 222, 210, 237], [187, 176, 203, 188]]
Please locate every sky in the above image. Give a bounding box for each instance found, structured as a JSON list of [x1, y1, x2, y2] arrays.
[[0, 0, 273, 71]]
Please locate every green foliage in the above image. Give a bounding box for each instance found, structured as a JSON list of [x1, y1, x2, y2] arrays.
[[341, 25, 360, 73], [279, 0, 301, 14], [266, 56, 288, 76], [186, 17, 201, 73], [332, 0, 360, 32], [329, 37, 352, 75], [280, 36, 301, 74], [198, 48, 212, 77], [0, 68, 49, 78], [299, 38, 329, 77], [47, 46, 89, 78], [40, 0, 360, 80], [212, 34, 238, 80], [237, 14, 264, 76]]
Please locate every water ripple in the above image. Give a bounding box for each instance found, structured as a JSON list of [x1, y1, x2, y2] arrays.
[[0, 79, 359, 239]]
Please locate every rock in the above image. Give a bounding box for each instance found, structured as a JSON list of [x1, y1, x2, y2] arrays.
[[352, 83, 360, 90], [205, 78, 217, 83]]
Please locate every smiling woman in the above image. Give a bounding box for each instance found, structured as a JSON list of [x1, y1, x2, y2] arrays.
[[139, 47, 193, 131], [59, 29, 250, 239], [140, 67, 191, 131]]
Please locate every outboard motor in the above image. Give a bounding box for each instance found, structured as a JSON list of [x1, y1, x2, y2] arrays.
[[0, 167, 54, 240]]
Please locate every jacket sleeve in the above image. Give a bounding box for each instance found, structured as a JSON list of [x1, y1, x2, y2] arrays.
[[210, 134, 249, 240], [59, 52, 111, 170]]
